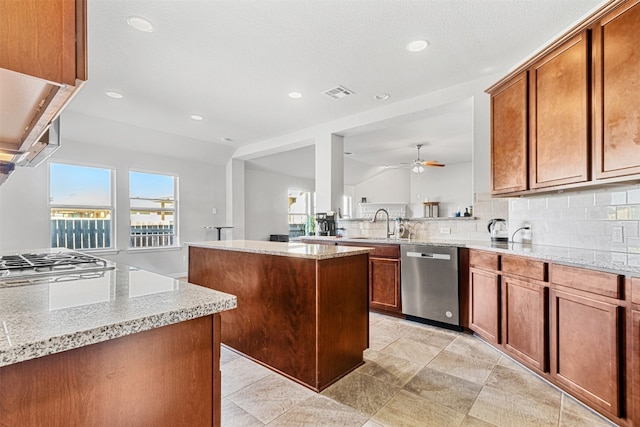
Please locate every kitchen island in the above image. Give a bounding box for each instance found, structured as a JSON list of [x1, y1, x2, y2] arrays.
[[187, 240, 372, 392], [0, 262, 236, 427]]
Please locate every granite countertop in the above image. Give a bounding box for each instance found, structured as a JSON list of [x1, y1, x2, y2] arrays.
[[186, 239, 374, 260], [0, 265, 237, 367], [296, 236, 640, 275]]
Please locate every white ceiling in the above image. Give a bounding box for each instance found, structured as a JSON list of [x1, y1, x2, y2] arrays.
[[66, 0, 606, 181]]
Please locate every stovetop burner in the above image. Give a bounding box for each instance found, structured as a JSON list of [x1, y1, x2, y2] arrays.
[[0, 251, 114, 280]]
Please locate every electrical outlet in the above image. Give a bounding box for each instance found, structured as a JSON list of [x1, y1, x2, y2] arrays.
[[440, 227, 451, 235], [612, 226, 624, 243], [522, 223, 532, 241], [212, 208, 217, 215]]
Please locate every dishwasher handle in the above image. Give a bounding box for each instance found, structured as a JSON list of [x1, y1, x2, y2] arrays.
[[406, 251, 451, 260]]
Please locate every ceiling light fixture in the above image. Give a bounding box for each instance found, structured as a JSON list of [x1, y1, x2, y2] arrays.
[[374, 93, 390, 101], [105, 91, 123, 99], [190, 115, 204, 121], [127, 16, 154, 32], [288, 92, 303, 99], [406, 40, 429, 52]]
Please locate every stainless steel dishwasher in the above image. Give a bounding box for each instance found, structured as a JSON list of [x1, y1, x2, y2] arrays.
[[401, 245, 459, 327]]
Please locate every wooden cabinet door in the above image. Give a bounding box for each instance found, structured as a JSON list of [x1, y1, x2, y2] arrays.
[[490, 71, 529, 195], [369, 257, 401, 313], [469, 267, 500, 344], [530, 31, 590, 188], [501, 276, 547, 372], [632, 310, 640, 425], [550, 289, 621, 417], [593, 0, 640, 179], [0, 0, 86, 85]]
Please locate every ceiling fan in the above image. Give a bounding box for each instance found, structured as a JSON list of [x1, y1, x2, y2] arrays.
[[407, 144, 445, 173]]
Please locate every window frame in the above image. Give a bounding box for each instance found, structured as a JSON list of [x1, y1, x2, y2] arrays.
[[128, 169, 179, 250], [48, 161, 116, 252]]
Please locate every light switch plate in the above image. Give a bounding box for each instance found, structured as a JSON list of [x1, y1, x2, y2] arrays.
[[212, 208, 217, 215], [440, 227, 451, 235], [612, 226, 624, 243]]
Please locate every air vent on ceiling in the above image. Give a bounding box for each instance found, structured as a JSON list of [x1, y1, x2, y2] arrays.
[[323, 85, 355, 99]]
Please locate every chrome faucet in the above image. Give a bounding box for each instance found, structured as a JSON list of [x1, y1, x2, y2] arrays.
[[371, 208, 392, 238]]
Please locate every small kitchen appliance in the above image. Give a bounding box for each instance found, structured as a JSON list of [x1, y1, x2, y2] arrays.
[[487, 218, 509, 242], [315, 212, 336, 236]]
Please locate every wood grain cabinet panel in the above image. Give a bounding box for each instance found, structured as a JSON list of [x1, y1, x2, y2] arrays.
[[501, 255, 547, 281], [631, 309, 640, 424], [469, 267, 501, 344], [490, 71, 529, 195], [593, 0, 640, 179], [369, 257, 401, 313], [550, 289, 621, 417], [501, 276, 547, 372], [469, 250, 500, 271], [530, 31, 590, 188]]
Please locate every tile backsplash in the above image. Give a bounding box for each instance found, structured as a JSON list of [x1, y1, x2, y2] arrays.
[[508, 184, 640, 254]]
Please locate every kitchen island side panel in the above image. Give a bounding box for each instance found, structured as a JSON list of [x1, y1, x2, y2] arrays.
[[0, 315, 219, 427], [188, 246, 369, 391]]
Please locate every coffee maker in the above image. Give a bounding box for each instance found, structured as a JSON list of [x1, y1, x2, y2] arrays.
[[315, 212, 336, 236]]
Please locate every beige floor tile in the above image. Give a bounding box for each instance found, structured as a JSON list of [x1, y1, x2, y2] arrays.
[[371, 390, 466, 427], [229, 374, 315, 424], [459, 415, 497, 426], [221, 345, 241, 366], [560, 394, 616, 427], [321, 371, 400, 416], [496, 354, 528, 374], [484, 364, 560, 405], [357, 349, 423, 388], [400, 322, 459, 349], [222, 356, 273, 396], [369, 320, 405, 350], [468, 385, 561, 427], [445, 335, 502, 364], [362, 420, 385, 427], [403, 366, 483, 413], [380, 336, 443, 366], [267, 395, 369, 427], [222, 398, 264, 427], [427, 349, 497, 385]]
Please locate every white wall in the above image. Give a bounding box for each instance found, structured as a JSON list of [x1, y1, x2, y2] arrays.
[[0, 136, 225, 277], [409, 162, 473, 218], [353, 169, 410, 207], [244, 168, 314, 241]]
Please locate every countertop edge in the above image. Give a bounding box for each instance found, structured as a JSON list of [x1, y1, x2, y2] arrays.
[[186, 241, 373, 260]]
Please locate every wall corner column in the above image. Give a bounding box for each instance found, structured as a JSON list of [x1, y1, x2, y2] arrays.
[[226, 158, 245, 239], [314, 133, 344, 213]]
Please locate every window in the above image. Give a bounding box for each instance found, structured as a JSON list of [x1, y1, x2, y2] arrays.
[[288, 190, 313, 237], [129, 171, 177, 248], [50, 163, 114, 250]]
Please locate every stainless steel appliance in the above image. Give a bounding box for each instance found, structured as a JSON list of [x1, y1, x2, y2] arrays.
[[315, 212, 336, 236], [488, 218, 509, 242], [401, 245, 459, 327], [0, 250, 115, 287]]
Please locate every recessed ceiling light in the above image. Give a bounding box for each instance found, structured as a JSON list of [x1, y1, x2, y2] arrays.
[[374, 93, 390, 101], [406, 40, 429, 52], [288, 92, 303, 99], [105, 91, 123, 99], [190, 115, 204, 121], [127, 16, 154, 33], [221, 137, 234, 143]]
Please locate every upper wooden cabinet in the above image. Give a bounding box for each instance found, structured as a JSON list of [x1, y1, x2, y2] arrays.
[[490, 72, 529, 195], [593, 0, 640, 179], [487, 0, 640, 195], [529, 32, 590, 189], [0, 0, 87, 85], [0, 0, 87, 166]]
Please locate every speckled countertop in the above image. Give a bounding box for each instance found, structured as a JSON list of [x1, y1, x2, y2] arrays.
[[186, 239, 373, 259], [296, 236, 640, 275], [0, 265, 237, 367]]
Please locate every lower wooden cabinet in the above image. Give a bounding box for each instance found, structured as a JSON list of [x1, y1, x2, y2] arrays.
[[369, 257, 401, 313], [550, 288, 621, 417], [469, 267, 500, 344], [501, 276, 548, 372]]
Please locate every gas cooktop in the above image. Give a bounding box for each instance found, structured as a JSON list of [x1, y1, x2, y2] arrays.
[[0, 251, 115, 281]]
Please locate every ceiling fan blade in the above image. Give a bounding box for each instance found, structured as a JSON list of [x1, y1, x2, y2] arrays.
[[421, 160, 445, 167]]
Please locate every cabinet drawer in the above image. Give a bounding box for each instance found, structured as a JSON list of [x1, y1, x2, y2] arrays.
[[631, 277, 640, 305], [339, 242, 399, 259], [470, 250, 500, 271], [502, 255, 547, 281], [550, 264, 622, 299]]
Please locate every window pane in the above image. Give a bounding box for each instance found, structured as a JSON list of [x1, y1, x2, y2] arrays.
[[50, 163, 111, 206], [129, 171, 176, 248], [50, 210, 112, 250]]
